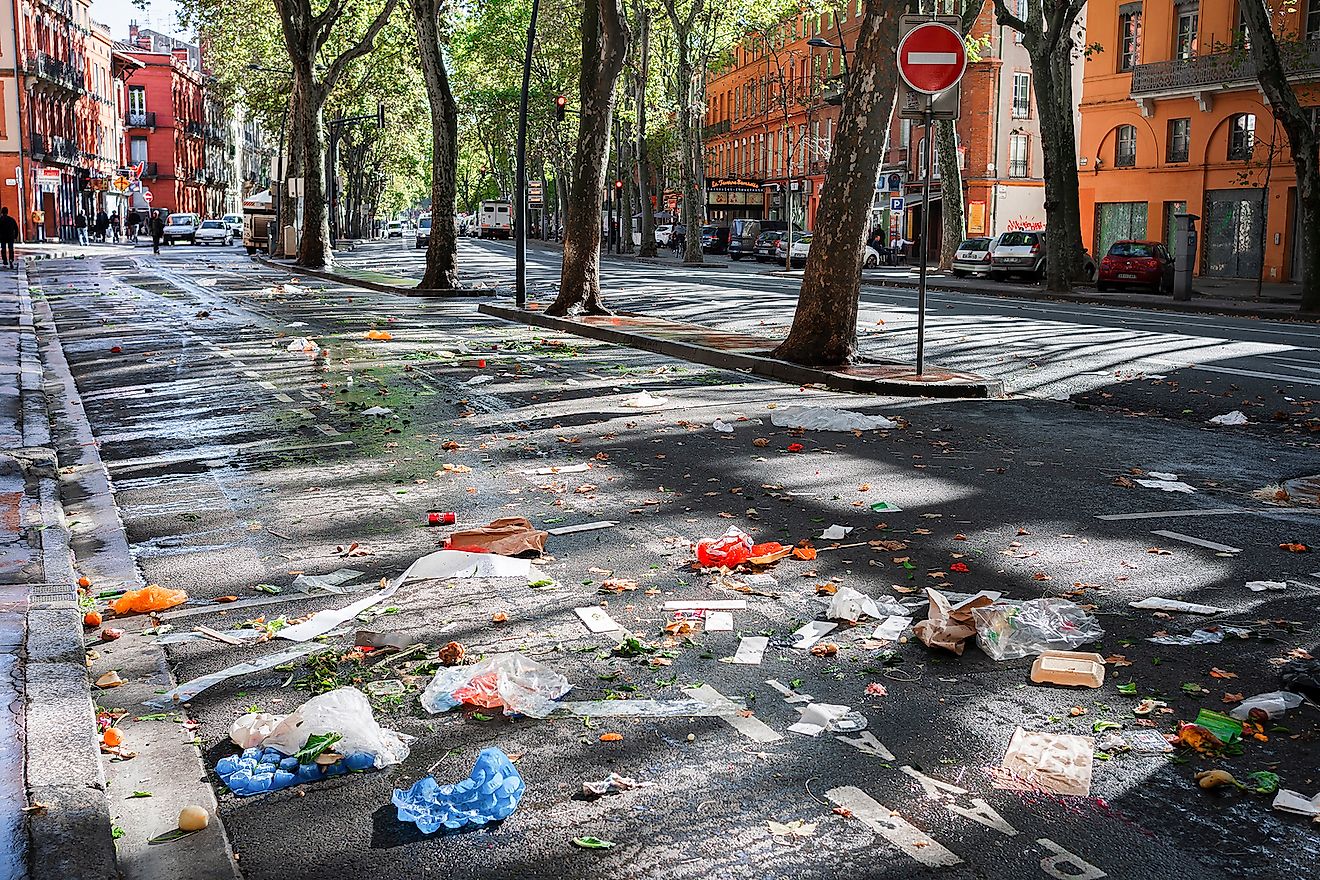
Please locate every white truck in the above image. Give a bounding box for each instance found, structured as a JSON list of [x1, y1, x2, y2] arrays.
[[478, 199, 512, 239]]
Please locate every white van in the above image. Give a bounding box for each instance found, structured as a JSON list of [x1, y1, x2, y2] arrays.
[[478, 200, 512, 239]]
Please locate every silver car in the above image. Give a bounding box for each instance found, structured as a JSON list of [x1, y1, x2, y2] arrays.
[[951, 236, 999, 277], [194, 219, 233, 246], [989, 230, 1046, 280]]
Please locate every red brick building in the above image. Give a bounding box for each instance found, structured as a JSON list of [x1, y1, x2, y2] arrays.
[[702, 4, 1055, 253], [122, 40, 207, 215]]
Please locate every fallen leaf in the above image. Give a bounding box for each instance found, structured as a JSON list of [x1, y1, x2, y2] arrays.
[[491, 611, 509, 623], [1208, 667, 1238, 679], [599, 733, 623, 742], [1279, 542, 1310, 553], [809, 642, 838, 657], [1222, 692, 1244, 704]]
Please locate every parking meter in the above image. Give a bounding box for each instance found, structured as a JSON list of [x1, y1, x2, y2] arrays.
[[1173, 213, 1198, 301]]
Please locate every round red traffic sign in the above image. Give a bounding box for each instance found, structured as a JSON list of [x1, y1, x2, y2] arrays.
[[143, 190, 153, 203], [897, 22, 967, 95]]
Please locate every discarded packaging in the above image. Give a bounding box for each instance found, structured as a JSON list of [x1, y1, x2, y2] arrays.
[[1245, 580, 1287, 592], [1272, 788, 1320, 818], [392, 747, 525, 832], [427, 511, 457, 526], [1229, 691, 1304, 721], [731, 636, 770, 665], [711, 419, 734, 433], [394, 548, 540, 582], [792, 620, 837, 649], [696, 527, 754, 567], [768, 407, 898, 431], [291, 568, 366, 595], [787, 702, 854, 737], [1134, 478, 1196, 494], [582, 773, 655, 797], [445, 517, 548, 556], [1129, 596, 1225, 615], [1208, 411, 1248, 426], [972, 598, 1104, 660], [826, 587, 909, 623], [216, 744, 379, 797], [819, 524, 853, 540], [147, 642, 332, 708], [1030, 651, 1107, 688], [420, 653, 571, 718], [109, 584, 188, 615], [277, 581, 399, 642], [994, 727, 1094, 797], [575, 607, 624, 634], [871, 615, 912, 641], [705, 611, 734, 631], [232, 688, 410, 768], [913, 588, 996, 655], [1147, 627, 1248, 646]]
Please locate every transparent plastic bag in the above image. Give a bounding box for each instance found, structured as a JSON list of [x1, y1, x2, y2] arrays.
[[971, 598, 1104, 661], [253, 687, 411, 768], [420, 653, 571, 718]]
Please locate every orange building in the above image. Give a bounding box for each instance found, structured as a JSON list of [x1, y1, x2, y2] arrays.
[[1079, 0, 1318, 282], [701, 3, 1054, 249]]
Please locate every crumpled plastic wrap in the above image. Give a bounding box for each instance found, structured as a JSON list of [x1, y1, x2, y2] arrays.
[[769, 407, 898, 431], [420, 653, 571, 718], [392, 747, 525, 832], [695, 527, 753, 567], [972, 598, 1104, 661], [109, 584, 188, 615], [229, 687, 410, 768]]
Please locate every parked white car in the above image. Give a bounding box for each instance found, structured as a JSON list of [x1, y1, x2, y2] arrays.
[[163, 212, 200, 245], [194, 219, 233, 246], [221, 213, 243, 236], [952, 235, 1000, 277], [654, 224, 674, 246], [789, 234, 812, 268], [989, 230, 1046, 280]]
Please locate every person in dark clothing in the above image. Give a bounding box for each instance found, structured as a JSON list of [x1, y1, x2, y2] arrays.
[[95, 209, 109, 242], [149, 210, 165, 255], [75, 212, 88, 245], [0, 207, 19, 268], [126, 209, 141, 244]]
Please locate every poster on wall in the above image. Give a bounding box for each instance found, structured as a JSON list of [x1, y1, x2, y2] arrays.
[[968, 201, 986, 235]]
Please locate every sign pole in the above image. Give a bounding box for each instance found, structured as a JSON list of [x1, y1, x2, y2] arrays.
[[916, 97, 933, 376], [514, 0, 540, 308]]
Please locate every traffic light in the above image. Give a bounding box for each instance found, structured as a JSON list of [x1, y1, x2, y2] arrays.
[[613, 179, 623, 192], [555, 95, 566, 121]]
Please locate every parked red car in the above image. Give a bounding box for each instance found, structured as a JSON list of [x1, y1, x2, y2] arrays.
[[1096, 240, 1174, 292]]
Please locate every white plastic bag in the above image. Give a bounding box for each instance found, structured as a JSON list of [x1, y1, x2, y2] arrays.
[[253, 687, 410, 768], [229, 712, 282, 749], [769, 407, 897, 431], [420, 653, 572, 718], [972, 599, 1104, 661]]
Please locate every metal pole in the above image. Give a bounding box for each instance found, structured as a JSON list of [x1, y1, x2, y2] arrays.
[[916, 98, 933, 376], [514, 0, 540, 309], [272, 94, 290, 256]]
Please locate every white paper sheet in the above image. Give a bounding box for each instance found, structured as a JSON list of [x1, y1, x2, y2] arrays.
[[1129, 596, 1225, 615], [276, 582, 400, 641], [546, 520, 617, 535], [792, 620, 836, 649], [872, 615, 912, 641], [788, 702, 851, 737], [820, 524, 853, 540], [704, 611, 734, 631], [575, 606, 624, 634], [731, 636, 769, 664]]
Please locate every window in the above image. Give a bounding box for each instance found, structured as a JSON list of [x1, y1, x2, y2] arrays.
[[1009, 133, 1029, 177], [1014, 0, 1026, 43], [1237, 8, 1251, 48], [130, 136, 147, 163], [1167, 117, 1190, 163], [1175, 6, 1198, 60], [1228, 113, 1255, 160], [1012, 73, 1031, 118], [1309, 0, 1320, 40], [1116, 124, 1137, 166], [918, 138, 941, 178], [1119, 5, 1142, 72], [128, 86, 146, 116]]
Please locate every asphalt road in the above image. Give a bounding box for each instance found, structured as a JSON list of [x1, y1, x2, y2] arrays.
[[30, 241, 1320, 880]]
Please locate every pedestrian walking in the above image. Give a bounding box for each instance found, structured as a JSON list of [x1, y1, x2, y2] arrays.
[[149, 210, 165, 255], [0, 207, 18, 268], [110, 213, 121, 243], [95, 209, 109, 242], [75, 212, 88, 245], [126, 209, 141, 244]]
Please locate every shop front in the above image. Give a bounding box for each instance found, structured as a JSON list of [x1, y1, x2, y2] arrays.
[[705, 178, 764, 224]]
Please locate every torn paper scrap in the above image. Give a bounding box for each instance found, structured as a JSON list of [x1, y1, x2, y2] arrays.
[[731, 636, 769, 665], [819, 524, 853, 541], [993, 727, 1094, 797], [769, 407, 898, 431], [546, 520, 617, 535], [1208, 411, 1248, 426], [1246, 580, 1287, 592], [685, 684, 782, 742], [146, 642, 332, 708], [791, 620, 837, 649], [1135, 478, 1197, 494], [1129, 596, 1225, 615], [276, 582, 399, 642], [871, 616, 912, 641], [575, 607, 625, 634], [582, 774, 656, 797], [704, 611, 734, 632], [788, 702, 852, 737], [1271, 788, 1320, 817]]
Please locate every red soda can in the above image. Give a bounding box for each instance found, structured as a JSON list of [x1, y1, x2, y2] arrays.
[[427, 511, 456, 526]]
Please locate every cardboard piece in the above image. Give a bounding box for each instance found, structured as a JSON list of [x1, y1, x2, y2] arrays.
[[445, 517, 548, 556], [993, 727, 1094, 796], [913, 588, 996, 655], [731, 636, 769, 665], [1271, 789, 1320, 817]]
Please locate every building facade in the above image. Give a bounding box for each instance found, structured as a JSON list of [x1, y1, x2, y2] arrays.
[[701, 3, 1059, 252], [122, 44, 208, 215], [1079, 0, 1316, 281]]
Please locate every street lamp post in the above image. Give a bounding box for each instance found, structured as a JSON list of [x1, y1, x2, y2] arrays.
[[514, 0, 541, 309]]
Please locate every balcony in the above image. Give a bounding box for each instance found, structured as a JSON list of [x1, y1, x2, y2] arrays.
[[185, 120, 205, 138], [702, 119, 731, 140], [126, 111, 157, 129], [30, 133, 78, 164], [1130, 39, 1320, 111], [25, 52, 85, 94], [138, 162, 159, 178]]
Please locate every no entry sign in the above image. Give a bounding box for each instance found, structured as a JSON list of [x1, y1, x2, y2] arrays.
[[897, 21, 967, 95]]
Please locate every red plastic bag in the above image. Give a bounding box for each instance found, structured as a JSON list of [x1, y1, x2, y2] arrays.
[[695, 527, 754, 567]]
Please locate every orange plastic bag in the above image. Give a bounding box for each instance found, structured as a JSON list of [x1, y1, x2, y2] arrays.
[[695, 527, 754, 567], [110, 584, 188, 615]]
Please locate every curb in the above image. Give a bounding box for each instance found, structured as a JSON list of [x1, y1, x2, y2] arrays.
[[27, 270, 241, 880], [855, 277, 1318, 322], [478, 303, 1003, 399], [13, 265, 118, 880], [254, 254, 494, 299]]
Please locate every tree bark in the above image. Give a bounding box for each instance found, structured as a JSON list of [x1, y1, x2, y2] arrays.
[[773, 0, 903, 365], [635, 0, 656, 257], [664, 0, 705, 264], [412, 0, 460, 291], [935, 119, 962, 269], [1239, 0, 1320, 312], [546, 0, 630, 315]]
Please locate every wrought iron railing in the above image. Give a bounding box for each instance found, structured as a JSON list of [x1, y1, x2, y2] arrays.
[[1131, 39, 1320, 94]]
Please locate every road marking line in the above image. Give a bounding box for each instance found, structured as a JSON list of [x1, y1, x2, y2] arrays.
[[1096, 508, 1244, 521], [273, 392, 295, 403], [1150, 529, 1241, 553], [826, 786, 964, 868], [685, 684, 782, 742]]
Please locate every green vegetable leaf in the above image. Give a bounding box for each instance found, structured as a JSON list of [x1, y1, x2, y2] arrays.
[[571, 836, 615, 850], [294, 731, 342, 765], [1116, 682, 1137, 695], [128, 791, 152, 799]]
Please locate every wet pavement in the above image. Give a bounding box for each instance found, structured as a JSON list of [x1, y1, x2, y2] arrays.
[[24, 241, 1320, 879]]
